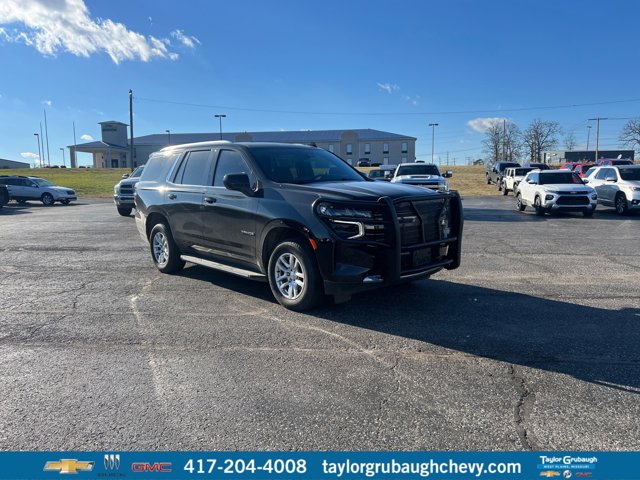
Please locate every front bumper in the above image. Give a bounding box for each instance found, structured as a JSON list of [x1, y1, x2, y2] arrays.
[[314, 193, 463, 297], [114, 194, 135, 207], [625, 192, 640, 210]]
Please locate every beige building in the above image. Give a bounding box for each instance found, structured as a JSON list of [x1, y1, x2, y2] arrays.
[[69, 122, 416, 168]]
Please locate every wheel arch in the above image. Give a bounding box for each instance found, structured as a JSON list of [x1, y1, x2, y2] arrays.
[[259, 220, 316, 273]]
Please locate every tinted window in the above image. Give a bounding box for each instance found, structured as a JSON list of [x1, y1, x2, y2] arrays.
[[515, 168, 533, 176], [141, 152, 181, 182], [178, 150, 212, 186], [395, 164, 440, 176], [213, 150, 255, 187], [539, 172, 583, 185], [250, 146, 364, 184], [618, 168, 640, 181]]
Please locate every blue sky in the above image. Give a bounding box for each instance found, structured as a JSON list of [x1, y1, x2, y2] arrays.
[[1, 0, 639, 166]]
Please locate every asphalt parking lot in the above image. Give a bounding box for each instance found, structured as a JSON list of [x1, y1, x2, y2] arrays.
[[0, 197, 638, 451]]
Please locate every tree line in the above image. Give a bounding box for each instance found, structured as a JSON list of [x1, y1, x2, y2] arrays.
[[482, 118, 640, 162]]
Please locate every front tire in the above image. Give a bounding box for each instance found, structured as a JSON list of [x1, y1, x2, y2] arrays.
[[117, 206, 132, 216], [41, 193, 54, 206], [149, 223, 185, 274], [615, 193, 629, 215], [268, 240, 323, 311], [515, 193, 526, 212], [534, 196, 546, 216]]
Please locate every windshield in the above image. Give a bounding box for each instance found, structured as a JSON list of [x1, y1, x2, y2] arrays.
[[130, 166, 144, 178], [32, 178, 55, 187], [618, 168, 640, 181], [395, 165, 440, 176], [539, 172, 583, 185], [515, 168, 533, 176], [249, 146, 365, 184]]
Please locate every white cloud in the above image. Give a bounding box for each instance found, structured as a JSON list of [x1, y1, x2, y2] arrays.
[[20, 151, 39, 159], [170, 29, 200, 49], [467, 117, 509, 133], [376, 82, 400, 94], [80, 133, 93, 141], [0, 0, 180, 63], [42, 99, 52, 106]]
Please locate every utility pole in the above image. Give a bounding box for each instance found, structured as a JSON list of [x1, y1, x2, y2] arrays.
[[446, 151, 449, 166], [586, 124, 592, 151], [43, 109, 51, 166], [215, 114, 226, 140], [60, 147, 65, 167], [166, 129, 171, 145], [34, 133, 42, 167], [73, 121, 77, 168], [588, 117, 607, 163], [428, 123, 438, 163], [39, 123, 45, 166], [129, 90, 134, 171]]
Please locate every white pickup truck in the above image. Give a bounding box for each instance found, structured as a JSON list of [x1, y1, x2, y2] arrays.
[[500, 167, 535, 195]]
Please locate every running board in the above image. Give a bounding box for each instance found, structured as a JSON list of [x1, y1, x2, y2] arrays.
[[180, 255, 267, 281]]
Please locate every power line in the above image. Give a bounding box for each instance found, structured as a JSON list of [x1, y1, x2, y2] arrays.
[[136, 96, 640, 117]]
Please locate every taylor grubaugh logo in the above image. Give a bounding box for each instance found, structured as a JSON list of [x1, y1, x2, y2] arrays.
[[44, 459, 95, 474], [104, 454, 121, 470]]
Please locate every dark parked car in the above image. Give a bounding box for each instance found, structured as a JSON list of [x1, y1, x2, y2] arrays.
[[523, 162, 552, 170], [135, 142, 463, 311], [485, 161, 520, 185]]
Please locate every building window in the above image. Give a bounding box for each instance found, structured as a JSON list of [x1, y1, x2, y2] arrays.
[[383, 143, 389, 154], [328, 144, 334, 153], [346, 143, 353, 155], [383, 157, 389, 164], [401, 142, 408, 153], [364, 143, 371, 154]]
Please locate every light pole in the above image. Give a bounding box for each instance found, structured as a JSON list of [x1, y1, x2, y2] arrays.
[[34, 133, 42, 167], [586, 125, 592, 150], [214, 114, 226, 140], [428, 123, 439, 163], [60, 147, 65, 167], [166, 129, 171, 145]]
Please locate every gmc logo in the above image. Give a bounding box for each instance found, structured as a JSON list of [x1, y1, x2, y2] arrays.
[[131, 462, 172, 473]]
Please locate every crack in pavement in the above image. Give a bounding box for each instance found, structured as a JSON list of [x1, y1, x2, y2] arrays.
[[508, 364, 538, 450]]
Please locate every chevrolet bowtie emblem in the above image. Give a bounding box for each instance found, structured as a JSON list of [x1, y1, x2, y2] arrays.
[[44, 459, 95, 474]]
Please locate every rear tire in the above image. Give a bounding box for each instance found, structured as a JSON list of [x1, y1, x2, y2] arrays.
[[534, 196, 546, 216], [515, 193, 526, 212], [117, 206, 132, 216], [149, 223, 185, 274], [267, 240, 323, 311], [615, 193, 629, 216], [501, 182, 508, 195], [41, 193, 54, 206], [486, 174, 491, 185]]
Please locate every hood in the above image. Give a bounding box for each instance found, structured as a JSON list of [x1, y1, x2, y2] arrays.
[[49, 186, 74, 192], [279, 180, 443, 202], [118, 178, 140, 187], [541, 184, 594, 193]]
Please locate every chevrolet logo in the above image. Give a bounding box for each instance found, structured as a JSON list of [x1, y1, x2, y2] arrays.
[[540, 472, 561, 478], [44, 459, 95, 474]]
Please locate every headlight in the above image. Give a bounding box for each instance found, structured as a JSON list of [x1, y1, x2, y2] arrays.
[[114, 185, 120, 194], [316, 203, 373, 219], [545, 194, 554, 201], [439, 201, 451, 238], [628, 186, 640, 192], [438, 182, 449, 192]]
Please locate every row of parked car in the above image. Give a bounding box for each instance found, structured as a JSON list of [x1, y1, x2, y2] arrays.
[[485, 159, 639, 216], [0, 175, 77, 206]]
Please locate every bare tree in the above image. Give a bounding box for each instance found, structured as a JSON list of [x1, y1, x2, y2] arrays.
[[564, 131, 578, 151], [482, 120, 522, 162], [522, 119, 561, 162], [619, 119, 640, 152]]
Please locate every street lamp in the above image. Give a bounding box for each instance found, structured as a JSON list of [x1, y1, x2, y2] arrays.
[[166, 129, 171, 145], [214, 114, 226, 140], [60, 147, 65, 167], [428, 123, 439, 163], [34, 133, 42, 168]]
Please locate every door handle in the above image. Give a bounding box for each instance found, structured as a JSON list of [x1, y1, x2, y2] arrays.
[[168, 193, 177, 200], [204, 196, 216, 204]]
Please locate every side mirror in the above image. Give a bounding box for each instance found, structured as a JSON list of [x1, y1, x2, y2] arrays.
[[582, 178, 589, 184], [443, 170, 453, 178], [121, 173, 130, 179], [605, 176, 617, 182], [223, 173, 253, 195]]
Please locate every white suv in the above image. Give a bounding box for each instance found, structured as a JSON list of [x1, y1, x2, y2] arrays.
[[584, 165, 640, 215], [515, 170, 597, 217], [500, 167, 535, 195]]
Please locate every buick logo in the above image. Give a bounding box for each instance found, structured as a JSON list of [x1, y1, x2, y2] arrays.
[[104, 454, 121, 470]]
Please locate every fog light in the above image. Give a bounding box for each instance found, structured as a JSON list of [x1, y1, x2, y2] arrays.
[[545, 194, 554, 201]]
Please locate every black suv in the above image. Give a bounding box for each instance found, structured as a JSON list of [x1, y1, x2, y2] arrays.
[[485, 160, 521, 185], [135, 142, 463, 310], [0, 184, 9, 209]]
